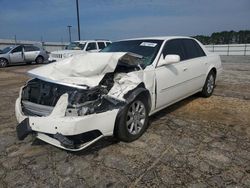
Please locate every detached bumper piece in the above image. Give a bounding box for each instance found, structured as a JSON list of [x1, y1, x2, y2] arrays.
[[54, 133, 75, 149], [16, 118, 33, 140], [37, 130, 104, 151], [16, 119, 104, 151]]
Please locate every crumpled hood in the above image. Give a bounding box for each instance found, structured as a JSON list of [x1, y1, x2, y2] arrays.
[[28, 52, 139, 88]]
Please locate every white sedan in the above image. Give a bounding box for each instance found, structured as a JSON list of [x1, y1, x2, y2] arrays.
[[15, 36, 222, 151]]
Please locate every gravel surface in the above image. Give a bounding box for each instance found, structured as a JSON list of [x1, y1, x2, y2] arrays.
[[0, 56, 250, 187]]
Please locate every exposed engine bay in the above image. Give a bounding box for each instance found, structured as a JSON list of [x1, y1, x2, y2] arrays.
[[21, 53, 143, 118]]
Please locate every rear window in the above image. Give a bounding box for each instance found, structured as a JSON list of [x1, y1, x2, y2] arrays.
[[182, 39, 206, 59], [24, 45, 40, 52]]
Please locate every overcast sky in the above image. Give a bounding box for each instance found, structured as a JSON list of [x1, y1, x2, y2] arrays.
[[0, 0, 249, 42]]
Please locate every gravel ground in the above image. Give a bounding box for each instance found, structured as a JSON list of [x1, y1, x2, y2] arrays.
[[0, 56, 250, 187]]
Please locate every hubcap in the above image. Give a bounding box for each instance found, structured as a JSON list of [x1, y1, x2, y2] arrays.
[[207, 74, 214, 94], [126, 100, 146, 135]]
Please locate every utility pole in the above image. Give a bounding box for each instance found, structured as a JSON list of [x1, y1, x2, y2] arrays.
[[67, 25, 72, 42], [76, 0, 81, 40], [14, 35, 17, 45], [40, 36, 44, 48]]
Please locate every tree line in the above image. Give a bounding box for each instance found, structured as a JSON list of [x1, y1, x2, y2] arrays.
[[192, 30, 250, 45]]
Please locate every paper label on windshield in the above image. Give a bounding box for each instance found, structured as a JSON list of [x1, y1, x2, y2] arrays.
[[140, 42, 157, 47]]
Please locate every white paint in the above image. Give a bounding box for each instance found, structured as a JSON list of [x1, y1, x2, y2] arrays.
[[15, 36, 223, 151]]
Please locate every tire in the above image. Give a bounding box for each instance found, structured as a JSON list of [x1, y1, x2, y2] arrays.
[[0, 58, 8, 68], [35, 56, 44, 64], [114, 94, 149, 142], [201, 71, 216, 98]]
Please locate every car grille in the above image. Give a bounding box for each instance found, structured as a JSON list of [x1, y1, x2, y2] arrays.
[[22, 100, 54, 116], [21, 79, 90, 117]]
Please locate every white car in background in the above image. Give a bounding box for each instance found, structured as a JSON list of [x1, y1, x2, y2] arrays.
[[15, 36, 222, 151], [49, 40, 111, 62]]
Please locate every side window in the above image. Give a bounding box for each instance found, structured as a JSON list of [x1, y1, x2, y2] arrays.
[[97, 42, 106, 50], [24, 46, 40, 52], [86, 42, 97, 51], [182, 39, 205, 59], [163, 39, 186, 61], [193, 41, 206, 57], [11, 46, 23, 53]]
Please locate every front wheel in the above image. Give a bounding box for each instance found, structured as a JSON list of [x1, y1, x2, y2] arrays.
[[201, 71, 216, 97], [0, 58, 8, 68], [114, 95, 149, 142]]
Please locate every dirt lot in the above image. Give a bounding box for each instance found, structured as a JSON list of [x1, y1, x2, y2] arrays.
[[0, 56, 250, 187]]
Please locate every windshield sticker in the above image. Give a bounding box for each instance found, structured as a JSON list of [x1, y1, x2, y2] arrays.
[[140, 42, 157, 47]]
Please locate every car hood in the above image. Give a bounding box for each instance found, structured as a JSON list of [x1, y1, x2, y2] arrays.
[[0, 53, 8, 58], [28, 52, 141, 88]]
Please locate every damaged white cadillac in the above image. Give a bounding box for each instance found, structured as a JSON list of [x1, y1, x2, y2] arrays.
[[15, 36, 222, 151]]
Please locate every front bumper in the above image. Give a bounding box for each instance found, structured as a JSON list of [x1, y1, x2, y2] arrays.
[[15, 95, 119, 151]]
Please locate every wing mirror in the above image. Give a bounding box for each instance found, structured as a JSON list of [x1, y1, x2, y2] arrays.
[[158, 54, 180, 66]]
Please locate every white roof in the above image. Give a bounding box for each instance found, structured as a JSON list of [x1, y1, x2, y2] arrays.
[[73, 40, 111, 44], [117, 36, 193, 42]]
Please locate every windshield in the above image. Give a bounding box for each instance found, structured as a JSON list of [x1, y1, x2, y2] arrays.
[[1, 47, 14, 54], [101, 40, 163, 66], [65, 42, 86, 50]]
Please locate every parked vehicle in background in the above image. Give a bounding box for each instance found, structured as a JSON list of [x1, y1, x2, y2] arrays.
[[0, 49, 3, 54], [15, 36, 222, 151], [0, 45, 49, 67], [49, 40, 111, 62]]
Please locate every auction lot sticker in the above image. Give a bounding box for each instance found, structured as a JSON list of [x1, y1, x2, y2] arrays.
[[140, 42, 157, 47]]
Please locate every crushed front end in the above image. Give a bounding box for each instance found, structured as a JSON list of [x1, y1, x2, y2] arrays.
[[15, 77, 124, 151]]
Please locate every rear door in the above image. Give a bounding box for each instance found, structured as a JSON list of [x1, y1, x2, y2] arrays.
[[181, 39, 207, 92], [9, 46, 24, 63], [24, 45, 40, 62]]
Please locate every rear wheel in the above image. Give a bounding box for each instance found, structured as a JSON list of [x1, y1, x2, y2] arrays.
[[114, 95, 149, 142], [35, 56, 44, 64], [201, 71, 216, 97], [0, 58, 8, 68]]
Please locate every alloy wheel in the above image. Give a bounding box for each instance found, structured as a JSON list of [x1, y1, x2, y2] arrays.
[[207, 74, 215, 94], [126, 100, 146, 135]]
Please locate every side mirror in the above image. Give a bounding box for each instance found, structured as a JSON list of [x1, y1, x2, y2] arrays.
[[158, 54, 180, 66]]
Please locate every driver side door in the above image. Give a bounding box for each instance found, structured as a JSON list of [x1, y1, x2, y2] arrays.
[[9, 46, 24, 63]]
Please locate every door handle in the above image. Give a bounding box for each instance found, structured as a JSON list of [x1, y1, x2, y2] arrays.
[[183, 67, 188, 71]]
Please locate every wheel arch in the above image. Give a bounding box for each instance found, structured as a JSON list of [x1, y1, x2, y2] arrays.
[[0, 57, 9, 63], [113, 82, 152, 136], [0, 57, 9, 67], [123, 82, 152, 111], [206, 66, 217, 79], [35, 55, 44, 61]]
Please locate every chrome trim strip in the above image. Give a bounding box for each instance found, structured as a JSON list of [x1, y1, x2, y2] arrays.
[[160, 74, 205, 92], [37, 133, 104, 151]]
